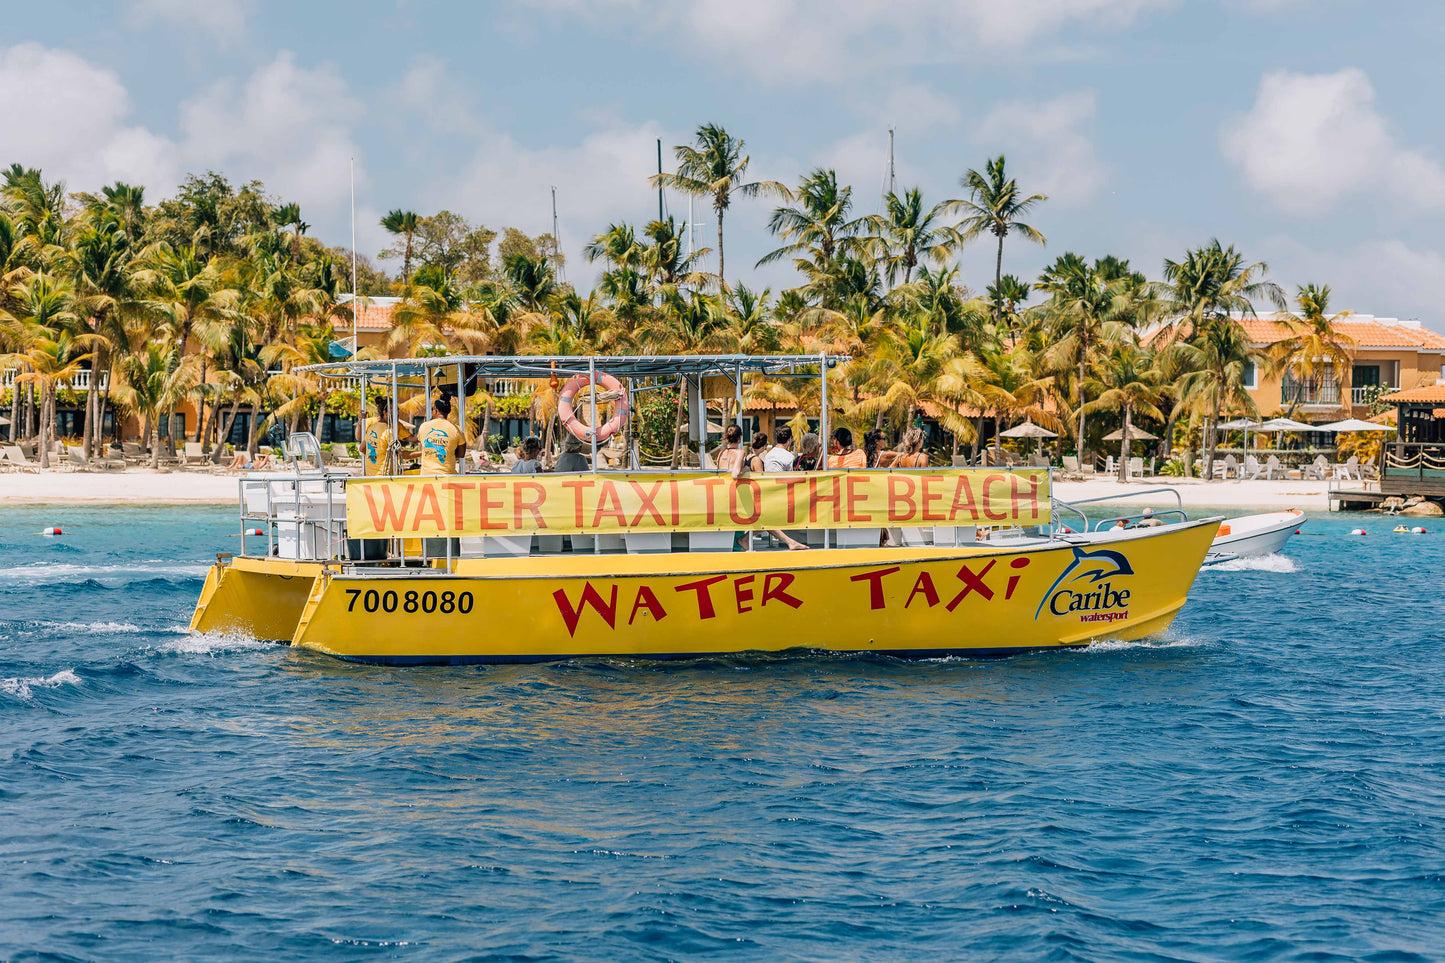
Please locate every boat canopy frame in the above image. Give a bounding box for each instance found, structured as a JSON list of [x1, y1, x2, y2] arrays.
[[297, 353, 850, 382]]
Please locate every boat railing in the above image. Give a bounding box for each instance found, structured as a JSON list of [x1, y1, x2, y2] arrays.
[[230, 461, 1063, 564], [1090, 509, 1189, 532]]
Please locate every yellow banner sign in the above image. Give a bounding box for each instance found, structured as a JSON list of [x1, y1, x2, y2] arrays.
[[345, 469, 1050, 538]]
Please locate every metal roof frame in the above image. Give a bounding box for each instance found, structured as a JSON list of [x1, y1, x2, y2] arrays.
[[298, 353, 849, 381]]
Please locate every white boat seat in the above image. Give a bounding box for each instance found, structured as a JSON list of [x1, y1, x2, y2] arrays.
[[932, 526, 978, 547], [689, 531, 735, 553], [625, 532, 672, 554], [832, 528, 882, 548]]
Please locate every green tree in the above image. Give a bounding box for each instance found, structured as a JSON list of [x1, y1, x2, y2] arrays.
[[954, 156, 1046, 331], [650, 123, 786, 286], [862, 187, 961, 285], [1172, 316, 1263, 479], [380, 209, 420, 286], [1084, 341, 1167, 481], [1267, 283, 1357, 411]]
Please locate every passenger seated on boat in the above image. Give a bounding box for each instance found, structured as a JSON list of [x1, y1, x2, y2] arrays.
[[763, 425, 796, 472], [553, 435, 590, 473], [717, 424, 745, 475], [864, 429, 888, 468], [827, 427, 866, 469], [891, 428, 929, 468], [511, 436, 544, 474], [415, 396, 464, 475], [745, 433, 769, 474], [1135, 508, 1166, 528], [794, 433, 821, 471]]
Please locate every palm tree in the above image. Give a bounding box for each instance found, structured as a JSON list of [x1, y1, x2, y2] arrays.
[[1267, 283, 1356, 411], [650, 124, 787, 286], [758, 169, 867, 289], [852, 317, 981, 442], [1037, 254, 1129, 466], [972, 345, 1062, 463], [112, 341, 199, 468], [1, 273, 80, 468], [953, 156, 1046, 330], [380, 209, 421, 286], [862, 188, 961, 285], [1084, 341, 1167, 481], [1158, 240, 1285, 345], [68, 212, 135, 458], [1172, 316, 1263, 479], [272, 202, 309, 263]]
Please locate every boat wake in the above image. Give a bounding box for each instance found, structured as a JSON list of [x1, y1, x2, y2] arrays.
[[159, 630, 272, 655], [0, 561, 210, 587], [1, 668, 80, 700], [1205, 554, 1298, 574], [0, 620, 192, 640], [1080, 634, 1208, 654]]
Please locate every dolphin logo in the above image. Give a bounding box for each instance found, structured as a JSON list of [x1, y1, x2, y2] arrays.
[[1034, 546, 1136, 619]]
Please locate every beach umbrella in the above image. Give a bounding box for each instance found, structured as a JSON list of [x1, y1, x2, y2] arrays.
[[999, 420, 1056, 438], [1254, 417, 1316, 432], [1103, 427, 1158, 441], [1312, 418, 1396, 433], [1217, 419, 1260, 430]]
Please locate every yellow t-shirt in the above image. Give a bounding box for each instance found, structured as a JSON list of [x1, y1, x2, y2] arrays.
[[362, 418, 392, 476], [417, 418, 463, 475]]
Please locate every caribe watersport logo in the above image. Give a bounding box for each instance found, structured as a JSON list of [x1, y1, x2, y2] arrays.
[[1035, 546, 1134, 623]]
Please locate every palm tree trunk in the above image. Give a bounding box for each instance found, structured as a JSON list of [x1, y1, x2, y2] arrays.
[[973, 413, 984, 462], [149, 413, 161, 470], [1118, 403, 1131, 483], [38, 383, 52, 469], [1076, 358, 1087, 469], [194, 361, 207, 444], [994, 234, 1005, 331], [83, 367, 98, 461], [716, 205, 725, 289], [670, 378, 688, 468], [213, 399, 242, 464], [9, 368, 20, 443]]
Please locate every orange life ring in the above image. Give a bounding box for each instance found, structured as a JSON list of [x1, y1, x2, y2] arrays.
[[558, 371, 629, 443]]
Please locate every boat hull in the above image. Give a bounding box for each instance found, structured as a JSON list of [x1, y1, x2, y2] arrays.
[[273, 519, 1219, 664], [1212, 510, 1303, 558], [190, 557, 325, 640]]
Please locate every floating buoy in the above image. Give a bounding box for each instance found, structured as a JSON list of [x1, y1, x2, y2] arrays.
[[229, 528, 265, 537], [33, 527, 62, 536], [1413, 526, 1428, 534], [1060, 526, 1073, 533], [1349, 528, 1367, 535]]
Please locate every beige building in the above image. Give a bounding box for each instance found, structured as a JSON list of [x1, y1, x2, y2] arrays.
[[1235, 314, 1445, 421]]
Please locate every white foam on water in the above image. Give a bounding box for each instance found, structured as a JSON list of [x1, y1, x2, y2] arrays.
[[159, 629, 271, 655], [1080, 635, 1205, 654], [0, 561, 210, 586], [1, 668, 81, 700], [1205, 554, 1299, 574]]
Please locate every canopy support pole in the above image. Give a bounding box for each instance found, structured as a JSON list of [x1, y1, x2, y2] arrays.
[[457, 361, 466, 475], [819, 351, 829, 549]]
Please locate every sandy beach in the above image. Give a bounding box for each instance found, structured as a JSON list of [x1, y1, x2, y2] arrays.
[[0, 469, 1339, 511]]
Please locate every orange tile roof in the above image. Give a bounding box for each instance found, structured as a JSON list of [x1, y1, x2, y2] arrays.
[[1381, 384, 1445, 403], [1236, 316, 1445, 350]]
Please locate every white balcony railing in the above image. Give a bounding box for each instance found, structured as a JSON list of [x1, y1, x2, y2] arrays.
[[2, 369, 108, 390]]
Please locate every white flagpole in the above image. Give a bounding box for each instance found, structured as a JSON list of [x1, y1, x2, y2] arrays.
[[350, 157, 360, 442]]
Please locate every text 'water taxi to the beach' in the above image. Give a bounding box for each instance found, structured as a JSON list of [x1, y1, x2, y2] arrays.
[[190, 354, 1222, 663]]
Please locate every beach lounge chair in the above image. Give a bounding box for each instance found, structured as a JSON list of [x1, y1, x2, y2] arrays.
[[1061, 455, 1079, 473], [0, 445, 40, 472], [1303, 455, 1328, 480], [67, 444, 124, 471], [1264, 455, 1282, 480], [1243, 455, 1264, 480], [330, 443, 360, 467], [1029, 453, 1050, 468], [1214, 454, 1238, 479], [181, 442, 205, 465], [1345, 454, 1363, 481]]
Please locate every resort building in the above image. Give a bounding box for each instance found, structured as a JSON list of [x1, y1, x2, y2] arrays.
[[1235, 314, 1445, 422]]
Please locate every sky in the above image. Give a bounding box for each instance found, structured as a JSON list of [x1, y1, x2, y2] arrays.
[[2, 0, 1443, 321]]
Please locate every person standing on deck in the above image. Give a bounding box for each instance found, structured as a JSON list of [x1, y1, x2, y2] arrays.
[[416, 395, 464, 475], [363, 396, 398, 476]]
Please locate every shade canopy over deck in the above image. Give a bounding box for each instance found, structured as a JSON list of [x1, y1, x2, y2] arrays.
[[299, 354, 850, 382]]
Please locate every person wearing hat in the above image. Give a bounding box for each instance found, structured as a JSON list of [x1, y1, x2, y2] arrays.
[[554, 435, 591, 473]]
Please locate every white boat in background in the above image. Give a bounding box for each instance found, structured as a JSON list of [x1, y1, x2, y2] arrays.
[[1211, 510, 1304, 558]]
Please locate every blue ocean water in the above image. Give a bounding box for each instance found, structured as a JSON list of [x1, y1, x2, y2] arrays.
[[2, 505, 1443, 962]]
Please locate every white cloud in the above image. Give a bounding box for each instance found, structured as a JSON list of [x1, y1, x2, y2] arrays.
[[976, 90, 1107, 204], [0, 43, 178, 193], [529, 0, 1173, 83], [178, 52, 365, 217], [1221, 67, 1445, 214], [127, 0, 255, 42]]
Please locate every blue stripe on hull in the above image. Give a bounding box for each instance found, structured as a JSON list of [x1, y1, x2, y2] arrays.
[[317, 645, 1084, 666]]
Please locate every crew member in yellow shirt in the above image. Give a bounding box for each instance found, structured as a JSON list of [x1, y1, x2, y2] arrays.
[[415, 394, 465, 475], [362, 396, 396, 476]]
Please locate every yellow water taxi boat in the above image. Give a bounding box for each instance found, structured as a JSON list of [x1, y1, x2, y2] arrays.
[[191, 355, 1220, 663]]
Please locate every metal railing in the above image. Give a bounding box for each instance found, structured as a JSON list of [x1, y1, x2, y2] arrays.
[[2, 368, 108, 390], [1281, 380, 1340, 405]]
